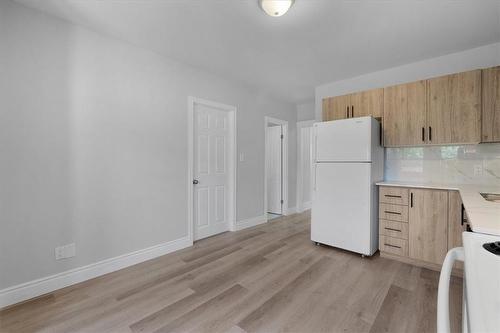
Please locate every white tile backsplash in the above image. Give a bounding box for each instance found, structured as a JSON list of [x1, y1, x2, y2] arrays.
[[385, 143, 500, 186]]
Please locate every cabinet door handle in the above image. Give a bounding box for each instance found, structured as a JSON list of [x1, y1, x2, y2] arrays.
[[410, 192, 413, 208], [351, 105, 354, 118], [346, 106, 349, 118], [384, 227, 402, 232], [422, 127, 425, 142], [429, 126, 432, 141], [384, 243, 401, 249], [384, 211, 401, 215], [384, 194, 402, 198]]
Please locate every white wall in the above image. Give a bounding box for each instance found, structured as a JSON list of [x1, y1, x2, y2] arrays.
[[315, 42, 500, 120], [296, 101, 315, 121], [0, 0, 296, 291]]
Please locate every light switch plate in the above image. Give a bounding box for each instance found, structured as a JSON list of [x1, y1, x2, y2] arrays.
[[239, 153, 245, 162]]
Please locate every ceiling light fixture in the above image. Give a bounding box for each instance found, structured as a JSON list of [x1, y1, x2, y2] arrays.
[[259, 0, 295, 17]]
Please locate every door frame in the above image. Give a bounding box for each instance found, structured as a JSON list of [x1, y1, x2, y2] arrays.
[[296, 120, 315, 213], [264, 116, 288, 218], [187, 96, 237, 243]]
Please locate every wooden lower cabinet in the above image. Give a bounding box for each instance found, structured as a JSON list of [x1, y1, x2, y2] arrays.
[[448, 191, 465, 249], [448, 191, 466, 269], [379, 186, 409, 205], [380, 219, 409, 239], [380, 235, 408, 257], [379, 203, 408, 222], [379, 186, 464, 272], [408, 189, 448, 265], [378, 186, 410, 261]]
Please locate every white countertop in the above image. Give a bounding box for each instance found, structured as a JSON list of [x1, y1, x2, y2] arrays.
[[376, 181, 500, 237]]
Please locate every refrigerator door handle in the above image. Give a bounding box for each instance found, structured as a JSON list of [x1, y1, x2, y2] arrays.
[[437, 247, 465, 333]]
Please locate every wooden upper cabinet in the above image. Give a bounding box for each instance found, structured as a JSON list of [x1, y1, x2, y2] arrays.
[[408, 189, 448, 265], [322, 98, 329, 122], [322, 68, 486, 147], [350, 88, 384, 119], [322, 89, 383, 121], [331, 94, 351, 120], [482, 66, 500, 142], [383, 81, 427, 147], [322, 95, 350, 121], [427, 70, 481, 144]]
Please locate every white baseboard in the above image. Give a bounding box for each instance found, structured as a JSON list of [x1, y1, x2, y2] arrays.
[[0, 236, 192, 309], [232, 214, 267, 231], [285, 206, 297, 215]]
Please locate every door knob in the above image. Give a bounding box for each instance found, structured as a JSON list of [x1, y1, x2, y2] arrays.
[[193, 179, 199, 185]]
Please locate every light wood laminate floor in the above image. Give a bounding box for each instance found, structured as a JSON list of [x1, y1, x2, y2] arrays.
[[0, 211, 463, 333]]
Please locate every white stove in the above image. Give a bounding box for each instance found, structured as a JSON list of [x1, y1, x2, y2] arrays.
[[438, 231, 500, 332]]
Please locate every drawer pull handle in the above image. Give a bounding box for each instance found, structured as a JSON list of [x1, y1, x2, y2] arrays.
[[384, 211, 401, 215], [384, 227, 402, 232], [384, 243, 401, 249], [384, 195, 402, 198]]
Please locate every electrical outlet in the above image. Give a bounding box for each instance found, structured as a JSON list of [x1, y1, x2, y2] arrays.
[[473, 164, 483, 176], [55, 243, 76, 260]]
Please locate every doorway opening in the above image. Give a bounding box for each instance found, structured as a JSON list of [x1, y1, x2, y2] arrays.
[[264, 117, 288, 221]]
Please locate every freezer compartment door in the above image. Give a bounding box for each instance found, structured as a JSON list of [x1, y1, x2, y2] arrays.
[[311, 162, 376, 255], [314, 117, 373, 162]]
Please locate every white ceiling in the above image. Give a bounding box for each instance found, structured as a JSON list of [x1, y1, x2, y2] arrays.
[[15, 0, 500, 104]]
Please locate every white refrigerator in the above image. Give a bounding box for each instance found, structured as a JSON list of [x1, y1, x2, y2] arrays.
[[311, 116, 384, 256]]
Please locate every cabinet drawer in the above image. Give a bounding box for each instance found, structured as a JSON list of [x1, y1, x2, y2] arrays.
[[380, 235, 408, 257], [379, 187, 409, 205], [380, 219, 409, 239], [379, 203, 408, 222]]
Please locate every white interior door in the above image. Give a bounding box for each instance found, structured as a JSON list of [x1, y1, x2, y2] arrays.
[[193, 103, 230, 240], [266, 126, 282, 214]]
